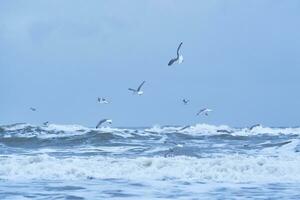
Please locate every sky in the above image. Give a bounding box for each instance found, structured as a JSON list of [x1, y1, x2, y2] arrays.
[[1, 0, 300, 127]]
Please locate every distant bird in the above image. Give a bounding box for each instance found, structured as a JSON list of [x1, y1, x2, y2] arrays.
[[249, 124, 261, 131], [128, 81, 146, 95], [182, 99, 189, 105], [43, 121, 49, 126], [177, 125, 190, 132], [196, 108, 212, 116], [217, 129, 233, 134], [30, 107, 37, 112], [168, 42, 184, 66], [96, 119, 112, 129], [98, 97, 109, 104]]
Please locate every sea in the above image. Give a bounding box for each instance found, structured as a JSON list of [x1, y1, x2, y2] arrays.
[[0, 123, 300, 199]]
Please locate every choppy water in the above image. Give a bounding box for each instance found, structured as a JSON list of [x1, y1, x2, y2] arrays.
[[0, 123, 300, 199]]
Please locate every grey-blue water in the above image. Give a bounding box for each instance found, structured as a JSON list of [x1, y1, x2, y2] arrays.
[[1, 123, 300, 199]]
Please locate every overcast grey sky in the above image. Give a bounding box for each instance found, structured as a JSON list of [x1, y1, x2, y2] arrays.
[[1, 0, 300, 127]]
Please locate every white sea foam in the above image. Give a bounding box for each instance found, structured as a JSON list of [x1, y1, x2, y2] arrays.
[[1, 123, 33, 131], [145, 125, 178, 134], [1, 154, 300, 183], [79, 146, 143, 154], [260, 139, 299, 156], [145, 124, 300, 136], [45, 124, 89, 132], [2, 123, 300, 139]]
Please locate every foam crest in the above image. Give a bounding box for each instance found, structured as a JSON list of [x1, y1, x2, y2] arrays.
[[261, 139, 299, 156], [2, 123, 300, 139], [188, 124, 232, 135], [45, 124, 89, 132], [182, 124, 300, 136], [1, 154, 300, 183]]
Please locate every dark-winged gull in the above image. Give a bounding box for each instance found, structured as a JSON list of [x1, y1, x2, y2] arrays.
[[176, 125, 190, 132], [168, 42, 183, 66], [196, 108, 212, 116], [249, 124, 261, 131], [96, 119, 112, 129], [217, 129, 233, 134], [98, 97, 109, 104], [182, 99, 189, 105], [43, 121, 49, 126], [128, 81, 146, 95]]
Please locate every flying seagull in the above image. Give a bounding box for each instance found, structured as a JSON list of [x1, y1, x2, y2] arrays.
[[182, 99, 189, 105], [249, 124, 261, 131], [196, 108, 212, 116], [30, 107, 37, 112], [128, 81, 146, 95], [96, 119, 112, 129], [43, 121, 49, 126], [168, 42, 183, 66], [217, 129, 233, 134], [98, 97, 109, 104], [177, 125, 190, 132]]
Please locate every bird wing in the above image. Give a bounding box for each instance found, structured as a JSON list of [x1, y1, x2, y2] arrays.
[[137, 81, 146, 91], [176, 42, 183, 57], [96, 119, 107, 129], [197, 109, 206, 115], [168, 58, 178, 66], [249, 124, 261, 130], [128, 88, 137, 92], [179, 125, 190, 131]]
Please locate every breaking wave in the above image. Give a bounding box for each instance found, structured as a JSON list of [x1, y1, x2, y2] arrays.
[[1, 123, 299, 185], [1, 123, 300, 139], [1, 154, 300, 183]]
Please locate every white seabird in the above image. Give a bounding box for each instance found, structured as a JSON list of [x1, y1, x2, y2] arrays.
[[196, 108, 212, 116], [96, 119, 112, 129], [98, 97, 109, 104], [168, 42, 183, 66], [128, 81, 146, 95], [182, 99, 189, 105]]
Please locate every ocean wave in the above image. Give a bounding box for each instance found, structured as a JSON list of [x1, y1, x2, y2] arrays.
[[0, 123, 137, 139], [1, 123, 300, 139], [0, 154, 300, 183]]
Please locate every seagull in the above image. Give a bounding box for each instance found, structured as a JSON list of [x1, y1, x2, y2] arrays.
[[168, 42, 183, 66], [96, 119, 112, 129], [217, 129, 233, 134], [128, 81, 146, 95], [177, 125, 190, 132], [249, 124, 261, 131], [196, 108, 212, 116], [182, 99, 189, 105], [43, 121, 49, 126], [30, 107, 37, 112], [98, 97, 109, 104]]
